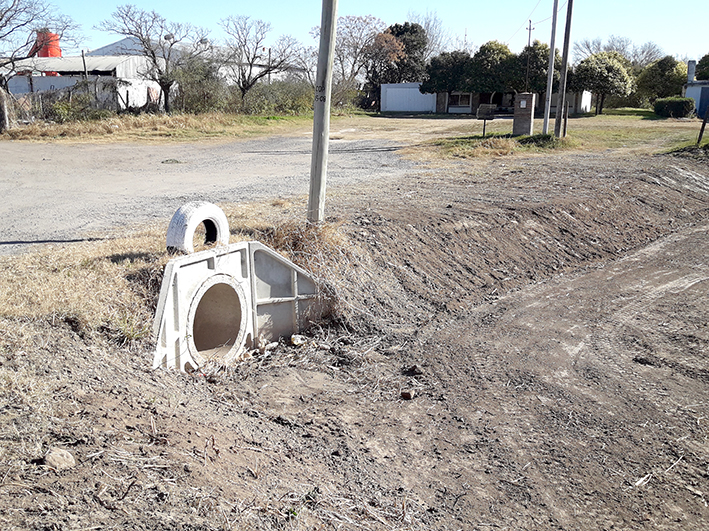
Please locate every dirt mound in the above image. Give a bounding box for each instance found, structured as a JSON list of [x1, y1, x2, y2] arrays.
[[1, 151, 708, 530]]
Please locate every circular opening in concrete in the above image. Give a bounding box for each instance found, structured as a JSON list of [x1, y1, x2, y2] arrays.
[[192, 281, 243, 361]]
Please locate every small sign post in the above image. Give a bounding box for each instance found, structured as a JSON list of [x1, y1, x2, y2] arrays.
[[698, 105, 709, 146], [476, 104, 496, 137]]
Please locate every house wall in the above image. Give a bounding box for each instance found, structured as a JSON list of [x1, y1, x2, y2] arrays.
[[685, 84, 709, 118], [381, 83, 436, 113], [550, 91, 592, 114]]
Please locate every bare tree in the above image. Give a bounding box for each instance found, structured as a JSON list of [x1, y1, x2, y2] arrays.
[[291, 43, 318, 87], [573, 37, 602, 64], [312, 15, 385, 101], [220, 15, 296, 103], [1, 0, 79, 131], [97, 4, 209, 113], [605, 35, 633, 59], [574, 35, 663, 68], [407, 9, 450, 61], [631, 42, 664, 68]]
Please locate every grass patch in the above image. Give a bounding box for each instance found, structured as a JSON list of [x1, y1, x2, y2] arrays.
[[1, 112, 312, 143], [433, 132, 573, 158], [602, 108, 657, 118]]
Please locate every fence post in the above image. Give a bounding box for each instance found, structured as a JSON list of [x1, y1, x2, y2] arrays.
[[0, 88, 10, 133], [698, 105, 709, 146]]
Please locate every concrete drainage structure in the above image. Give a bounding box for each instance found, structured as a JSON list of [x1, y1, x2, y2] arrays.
[[153, 202, 320, 372]]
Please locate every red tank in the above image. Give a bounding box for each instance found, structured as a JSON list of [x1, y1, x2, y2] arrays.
[[32, 31, 62, 57], [30, 31, 61, 76]]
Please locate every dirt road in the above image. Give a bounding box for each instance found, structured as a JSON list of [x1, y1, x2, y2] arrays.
[[0, 133, 413, 255]]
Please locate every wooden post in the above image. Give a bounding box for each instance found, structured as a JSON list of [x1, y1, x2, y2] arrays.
[[698, 105, 709, 145], [307, 0, 338, 224], [0, 88, 10, 133]]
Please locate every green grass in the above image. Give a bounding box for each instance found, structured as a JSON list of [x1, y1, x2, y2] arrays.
[[602, 107, 656, 118]]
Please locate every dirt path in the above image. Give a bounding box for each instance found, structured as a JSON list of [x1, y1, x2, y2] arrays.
[[0, 134, 414, 255]]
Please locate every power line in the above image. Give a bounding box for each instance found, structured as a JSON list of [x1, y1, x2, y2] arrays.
[[506, 0, 544, 45], [533, 1, 568, 26]]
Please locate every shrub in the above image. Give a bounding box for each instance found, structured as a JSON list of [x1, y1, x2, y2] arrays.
[[653, 97, 695, 118], [48, 94, 115, 123], [235, 81, 314, 115]]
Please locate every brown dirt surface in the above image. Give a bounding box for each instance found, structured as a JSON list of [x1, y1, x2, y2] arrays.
[[1, 129, 709, 530]]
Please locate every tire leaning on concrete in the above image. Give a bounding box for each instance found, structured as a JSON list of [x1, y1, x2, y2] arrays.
[[166, 201, 231, 254]]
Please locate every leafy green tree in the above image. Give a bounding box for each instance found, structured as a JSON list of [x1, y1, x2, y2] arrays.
[[468, 40, 516, 94], [515, 40, 561, 94], [573, 51, 634, 114], [636, 56, 687, 103], [360, 22, 427, 110], [419, 50, 473, 96], [385, 22, 427, 83], [696, 53, 709, 80]]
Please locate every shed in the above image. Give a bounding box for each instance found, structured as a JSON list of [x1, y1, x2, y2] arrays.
[[6, 55, 163, 110], [381, 83, 436, 113]]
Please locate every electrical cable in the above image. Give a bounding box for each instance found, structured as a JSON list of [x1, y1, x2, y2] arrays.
[[506, 0, 544, 44]]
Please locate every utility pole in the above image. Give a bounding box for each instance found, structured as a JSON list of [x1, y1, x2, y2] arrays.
[[525, 20, 535, 93], [307, 0, 338, 223], [554, 0, 573, 138], [542, 0, 559, 135]]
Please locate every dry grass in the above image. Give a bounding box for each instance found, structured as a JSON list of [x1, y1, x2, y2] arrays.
[[1, 112, 311, 143], [0, 198, 364, 352], [0, 227, 168, 344]]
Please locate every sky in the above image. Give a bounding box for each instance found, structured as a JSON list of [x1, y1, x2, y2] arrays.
[[53, 0, 708, 61]]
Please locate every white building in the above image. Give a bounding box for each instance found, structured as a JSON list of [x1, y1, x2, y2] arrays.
[[380, 82, 591, 115], [684, 60, 709, 119], [6, 55, 163, 109]]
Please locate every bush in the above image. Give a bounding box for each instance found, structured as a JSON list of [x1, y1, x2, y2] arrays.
[[236, 81, 314, 115], [48, 94, 115, 123], [653, 97, 695, 118]]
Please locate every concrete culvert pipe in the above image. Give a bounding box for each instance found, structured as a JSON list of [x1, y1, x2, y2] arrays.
[[187, 274, 248, 367], [166, 201, 230, 254]]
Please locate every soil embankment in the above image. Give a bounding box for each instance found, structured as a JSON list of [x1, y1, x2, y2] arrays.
[[1, 148, 708, 530]]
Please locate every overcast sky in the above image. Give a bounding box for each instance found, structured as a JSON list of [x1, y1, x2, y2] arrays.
[[55, 1, 708, 61]]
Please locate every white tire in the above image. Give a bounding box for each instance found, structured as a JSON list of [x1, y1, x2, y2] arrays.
[[166, 201, 230, 254]]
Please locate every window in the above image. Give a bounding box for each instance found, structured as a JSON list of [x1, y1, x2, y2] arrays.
[[449, 93, 471, 107]]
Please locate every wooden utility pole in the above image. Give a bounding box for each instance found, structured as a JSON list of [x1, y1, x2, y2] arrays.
[[524, 20, 535, 93], [307, 0, 338, 223], [542, 0, 559, 135], [554, 0, 573, 138]]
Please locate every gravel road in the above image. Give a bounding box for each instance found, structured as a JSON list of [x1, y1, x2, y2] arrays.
[[0, 134, 414, 255]]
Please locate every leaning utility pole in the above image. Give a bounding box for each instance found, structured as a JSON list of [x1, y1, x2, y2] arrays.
[[542, 0, 559, 135], [307, 0, 338, 223], [554, 0, 573, 138]]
